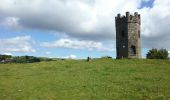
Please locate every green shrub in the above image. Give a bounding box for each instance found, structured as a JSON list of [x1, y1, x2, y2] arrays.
[[0, 55, 12, 61], [146, 48, 168, 59], [13, 56, 40, 63]]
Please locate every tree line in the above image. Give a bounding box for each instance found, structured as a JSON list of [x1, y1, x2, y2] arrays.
[[0, 48, 169, 63], [0, 55, 53, 63]]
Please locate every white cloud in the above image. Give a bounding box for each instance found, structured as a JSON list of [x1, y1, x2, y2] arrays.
[[0, 35, 36, 53], [41, 38, 114, 52], [59, 54, 77, 59], [68, 54, 77, 59], [45, 51, 51, 55], [3, 52, 13, 55], [0, 0, 140, 40], [0, 0, 170, 50], [1, 17, 22, 30], [139, 0, 170, 49]]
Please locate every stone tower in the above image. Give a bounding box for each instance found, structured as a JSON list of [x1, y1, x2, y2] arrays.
[[115, 12, 141, 58]]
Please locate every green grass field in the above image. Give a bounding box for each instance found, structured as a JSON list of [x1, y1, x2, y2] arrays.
[[0, 59, 170, 100]]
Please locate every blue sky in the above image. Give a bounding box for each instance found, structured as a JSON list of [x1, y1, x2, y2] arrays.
[[140, 0, 154, 8], [0, 0, 170, 59], [0, 27, 115, 58]]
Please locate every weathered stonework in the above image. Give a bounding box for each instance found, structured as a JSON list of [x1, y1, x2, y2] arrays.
[[115, 12, 141, 58]]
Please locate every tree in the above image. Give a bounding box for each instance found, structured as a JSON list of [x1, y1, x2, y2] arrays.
[[13, 56, 40, 63], [146, 48, 168, 59], [0, 55, 12, 61], [157, 48, 169, 59]]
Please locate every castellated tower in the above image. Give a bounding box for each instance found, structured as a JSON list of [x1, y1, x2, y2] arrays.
[[115, 12, 141, 59]]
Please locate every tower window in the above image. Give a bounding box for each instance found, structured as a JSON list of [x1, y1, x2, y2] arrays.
[[130, 45, 136, 55], [121, 31, 125, 38], [138, 31, 140, 38]]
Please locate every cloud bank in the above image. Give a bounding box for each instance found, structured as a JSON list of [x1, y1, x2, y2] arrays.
[[0, 0, 170, 51], [0, 36, 35, 53], [41, 38, 114, 52]]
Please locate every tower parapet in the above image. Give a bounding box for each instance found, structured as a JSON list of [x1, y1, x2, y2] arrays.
[[115, 12, 140, 25]]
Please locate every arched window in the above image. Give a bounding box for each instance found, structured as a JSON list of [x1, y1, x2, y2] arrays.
[[121, 31, 125, 38], [130, 45, 136, 55]]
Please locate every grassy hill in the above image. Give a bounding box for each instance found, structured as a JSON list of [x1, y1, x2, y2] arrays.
[[0, 59, 170, 100]]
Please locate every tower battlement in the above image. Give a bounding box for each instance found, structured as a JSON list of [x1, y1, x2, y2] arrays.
[[115, 12, 140, 24]]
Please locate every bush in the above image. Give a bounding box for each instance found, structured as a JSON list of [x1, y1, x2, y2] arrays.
[[146, 48, 168, 59], [13, 56, 40, 63], [101, 56, 112, 59], [39, 57, 53, 62], [0, 55, 12, 61]]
